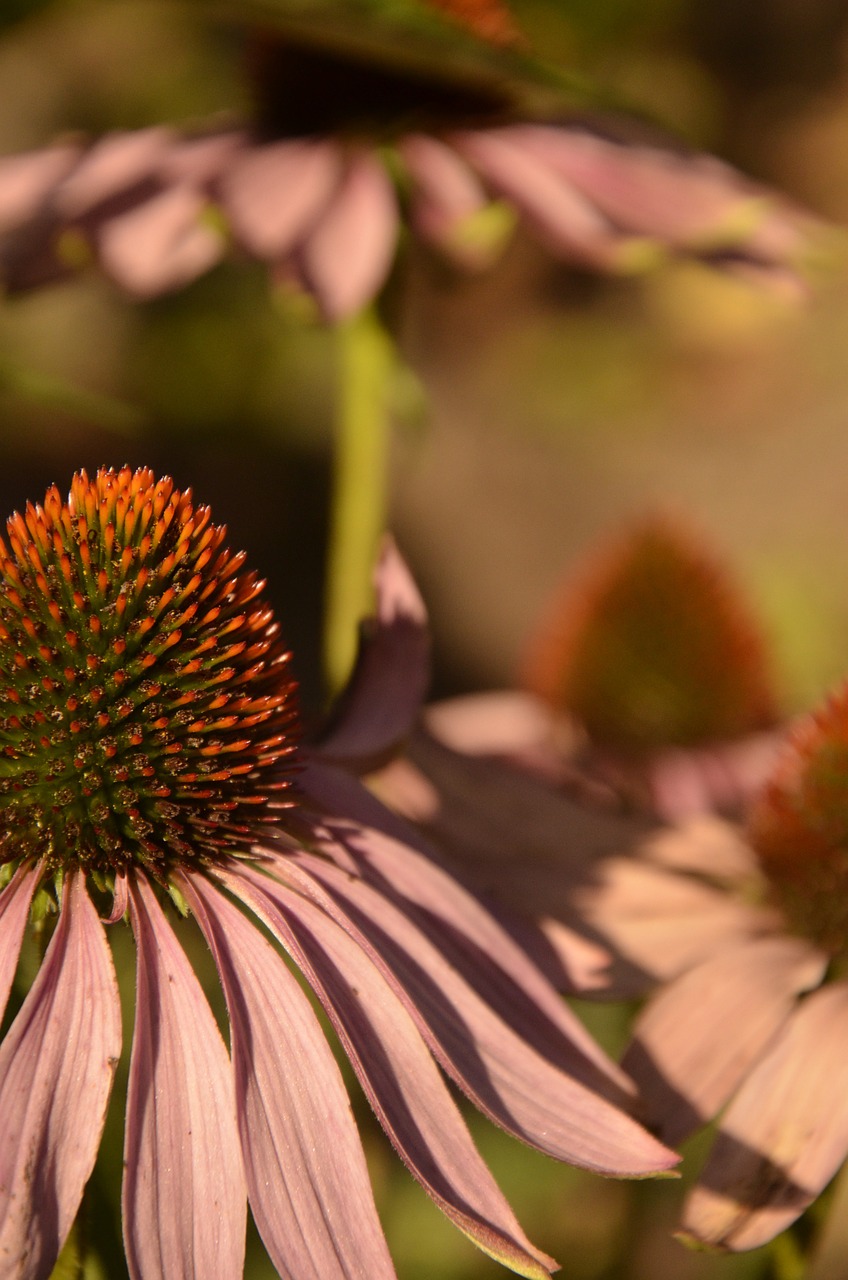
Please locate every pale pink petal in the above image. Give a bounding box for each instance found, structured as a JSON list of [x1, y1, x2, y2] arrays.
[[221, 863, 557, 1278], [0, 146, 79, 233], [452, 128, 624, 268], [637, 816, 762, 883], [123, 875, 245, 1280], [0, 873, 120, 1280], [398, 134, 493, 265], [0, 864, 39, 1024], [219, 139, 342, 258], [514, 125, 808, 260], [422, 690, 575, 762], [179, 871, 397, 1280], [318, 537, 430, 768], [573, 855, 780, 990], [283, 841, 676, 1176], [683, 983, 848, 1250], [104, 871, 128, 924], [300, 761, 634, 1096], [55, 128, 173, 218], [300, 150, 399, 320], [158, 131, 245, 186], [623, 936, 827, 1144], [97, 185, 224, 297], [648, 730, 786, 822]]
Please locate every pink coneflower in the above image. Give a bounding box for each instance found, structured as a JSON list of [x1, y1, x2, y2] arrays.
[[0, 4, 821, 318], [0, 466, 675, 1280], [380, 675, 848, 1252]]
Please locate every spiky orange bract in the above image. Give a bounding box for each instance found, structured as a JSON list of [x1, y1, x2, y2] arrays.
[[0, 467, 298, 880], [749, 685, 848, 956], [521, 515, 777, 753]]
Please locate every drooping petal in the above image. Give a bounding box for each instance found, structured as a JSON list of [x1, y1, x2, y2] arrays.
[[0, 146, 79, 234], [399, 134, 497, 267], [572, 855, 781, 992], [453, 128, 628, 269], [123, 874, 246, 1280], [220, 863, 557, 1280], [683, 982, 848, 1251], [638, 816, 763, 883], [623, 936, 827, 1144], [219, 139, 342, 259], [0, 864, 39, 1024], [54, 128, 173, 219], [299, 762, 635, 1102], [318, 537, 430, 768], [300, 150, 399, 321], [178, 870, 397, 1280], [513, 125, 808, 260], [97, 185, 224, 297], [0, 873, 120, 1280]]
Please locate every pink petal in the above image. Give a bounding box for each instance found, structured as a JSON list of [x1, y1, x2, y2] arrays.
[[398, 134, 494, 266], [514, 125, 800, 256], [573, 855, 780, 991], [422, 690, 573, 762], [179, 871, 397, 1280], [96, 185, 224, 297], [220, 863, 557, 1279], [0, 146, 79, 233], [55, 128, 173, 218], [452, 128, 624, 269], [0, 873, 120, 1280], [123, 874, 245, 1280], [683, 982, 848, 1250], [158, 131, 245, 187], [638, 816, 762, 883], [219, 138, 342, 259], [623, 936, 827, 1144], [317, 537, 430, 768], [0, 864, 39, 1024], [300, 150, 399, 321]]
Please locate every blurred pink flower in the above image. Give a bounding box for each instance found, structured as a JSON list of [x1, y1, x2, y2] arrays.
[[377, 681, 848, 1253], [0, 32, 823, 319], [0, 466, 676, 1280]]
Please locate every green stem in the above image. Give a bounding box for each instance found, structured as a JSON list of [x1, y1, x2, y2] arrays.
[[323, 307, 394, 695]]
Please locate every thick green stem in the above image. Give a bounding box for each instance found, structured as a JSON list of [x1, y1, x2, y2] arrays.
[[323, 308, 394, 695]]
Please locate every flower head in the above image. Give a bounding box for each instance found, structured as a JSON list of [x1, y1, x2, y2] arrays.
[[375, 669, 848, 1254], [0, 3, 822, 318], [0, 467, 675, 1280]]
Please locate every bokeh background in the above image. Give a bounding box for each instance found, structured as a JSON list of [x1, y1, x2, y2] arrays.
[[3, 1, 848, 1276]]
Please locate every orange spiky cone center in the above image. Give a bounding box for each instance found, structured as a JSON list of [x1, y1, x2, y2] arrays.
[[522, 516, 778, 753], [750, 686, 848, 956], [0, 467, 298, 880]]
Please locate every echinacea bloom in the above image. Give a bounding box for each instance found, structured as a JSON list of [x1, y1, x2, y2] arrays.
[[381, 674, 848, 1252], [0, 466, 676, 1280], [517, 513, 784, 821], [0, 1, 823, 318]]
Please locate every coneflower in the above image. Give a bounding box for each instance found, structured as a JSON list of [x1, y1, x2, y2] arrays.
[[0, 466, 675, 1280]]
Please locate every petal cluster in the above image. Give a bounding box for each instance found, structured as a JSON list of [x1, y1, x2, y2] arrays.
[[0, 115, 819, 319]]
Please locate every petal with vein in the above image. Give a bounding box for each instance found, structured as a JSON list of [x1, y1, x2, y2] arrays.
[[179, 871, 397, 1280], [318, 537, 430, 768], [56, 128, 173, 218], [0, 146, 79, 233], [0, 873, 120, 1280], [0, 864, 39, 1025], [624, 936, 827, 1144], [683, 982, 848, 1250], [221, 864, 557, 1279], [123, 874, 245, 1280]]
